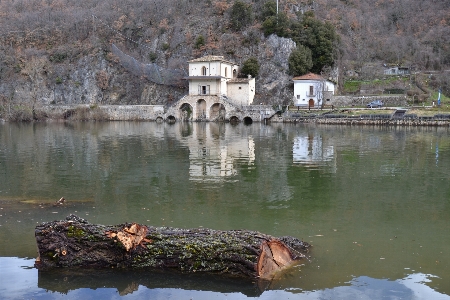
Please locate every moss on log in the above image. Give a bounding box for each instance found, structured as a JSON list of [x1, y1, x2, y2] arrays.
[[35, 215, 310, 279]]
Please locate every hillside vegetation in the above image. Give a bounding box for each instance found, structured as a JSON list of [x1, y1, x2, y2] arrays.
[[0, 0, 449, 120]]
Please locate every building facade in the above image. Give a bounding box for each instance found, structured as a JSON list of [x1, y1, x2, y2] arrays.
[[292, 73, 336, 108], [186, 55, 255, 106]]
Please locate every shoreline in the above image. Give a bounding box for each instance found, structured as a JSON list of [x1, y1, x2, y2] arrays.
[[1, 104, 450, 126], [283, 117, 450, 126]]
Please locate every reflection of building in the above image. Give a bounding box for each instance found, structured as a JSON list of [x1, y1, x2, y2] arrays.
[[292, 73, 336, 108], [179, 124, 255, 182], [293, 134, 334, 166]]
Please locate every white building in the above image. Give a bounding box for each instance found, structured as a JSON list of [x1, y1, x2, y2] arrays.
[[383, 65, 410, 76], [186, 55, 255, 106], [292, 73, 336, 108]]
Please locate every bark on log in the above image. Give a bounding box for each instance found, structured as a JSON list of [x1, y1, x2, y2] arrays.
[[35, 215, 311, 279]]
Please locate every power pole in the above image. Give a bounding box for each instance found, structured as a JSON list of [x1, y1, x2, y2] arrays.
[[276, 0, 279, 24]]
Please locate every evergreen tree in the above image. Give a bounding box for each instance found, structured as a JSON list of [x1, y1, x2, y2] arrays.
[[261, 1, 290, 37], [241, 57, 260, 78], [230, 0, 253, 31], [288, 45, 313, 76], [195, 35, 205, 49], [292, 12, 339, 73]]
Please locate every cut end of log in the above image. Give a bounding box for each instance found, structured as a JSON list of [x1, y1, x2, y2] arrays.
[[105, 223, 150, 251], [257, 240, 297, 279]]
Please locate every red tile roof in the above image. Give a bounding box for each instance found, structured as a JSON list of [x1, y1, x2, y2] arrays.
[[292, 73, 323, 80]]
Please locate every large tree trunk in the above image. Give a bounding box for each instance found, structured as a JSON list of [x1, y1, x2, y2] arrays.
[[35, 215, 310, 279]]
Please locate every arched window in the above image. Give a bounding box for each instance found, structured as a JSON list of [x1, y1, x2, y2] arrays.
[[202, 66, 207, 76], [225, 67, 228, 78], [233, 69, 237, 78]]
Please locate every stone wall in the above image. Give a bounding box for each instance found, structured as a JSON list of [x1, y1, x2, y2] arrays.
[[101, 105, 165, 120], [333, 95, 408, 107], [284, 117, 450, 127], [43, 105, 165, 121]]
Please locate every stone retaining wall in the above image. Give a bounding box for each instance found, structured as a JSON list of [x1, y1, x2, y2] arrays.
[[101, 105, 165, 120], [43, 105, 165, 121], [333, 95, 408, 107], [284, 117, 450, 126], [40, 104, 450, 126]]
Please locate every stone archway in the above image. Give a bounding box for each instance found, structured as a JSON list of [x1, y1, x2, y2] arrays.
[[196, 99, 207, 120], [180, 103, 193, 121], [229, 116, 240, 124], [166, 115, 176, 123], [243, 116, 253, 125], [210, 103, 226, 122]]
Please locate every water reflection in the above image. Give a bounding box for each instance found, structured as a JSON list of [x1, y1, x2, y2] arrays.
[[179, 123, 255, 182], [1, 122, 450, 299], [37, 267, 261, 297], [1, 258, 449, 300], [293, 134, 334, 168]]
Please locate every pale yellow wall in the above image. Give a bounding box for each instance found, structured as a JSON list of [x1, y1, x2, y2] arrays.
[[188, 59, 244, 98], [227, 78, 255, 106]]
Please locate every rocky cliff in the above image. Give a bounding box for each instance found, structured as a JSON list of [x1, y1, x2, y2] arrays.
[[0, 1, 302, 121], [1, 0, 449, 121]]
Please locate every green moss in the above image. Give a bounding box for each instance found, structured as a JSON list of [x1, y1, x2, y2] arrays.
[[67, 225, 86, 238], [86, 234, 98, 241]]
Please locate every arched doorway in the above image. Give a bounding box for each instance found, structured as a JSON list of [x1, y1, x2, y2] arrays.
[[166, 115, 176, 124], [180, 103, 193, 121], [196, 99, 207, 121], [243, 116, 253, 125], [229, 116, 240, 124], [210, 103, 226, 121], [308, 99, 315, 109]]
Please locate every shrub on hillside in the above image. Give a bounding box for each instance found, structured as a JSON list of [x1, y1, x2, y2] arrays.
[[229, 0, 253, 31], [241, 57, 260, 78]]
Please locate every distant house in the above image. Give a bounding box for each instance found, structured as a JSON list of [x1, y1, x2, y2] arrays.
[[383, 65, 410, 76], [186, 55, 255, 106], [292, 73, 336, 108]]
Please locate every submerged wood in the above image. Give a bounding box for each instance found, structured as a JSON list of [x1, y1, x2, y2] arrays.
[[35, 215, 311, 279]]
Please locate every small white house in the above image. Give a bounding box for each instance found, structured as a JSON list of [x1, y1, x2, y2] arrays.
[[292, 73, 336, 108], [186, 55, 255, 106], [227, 76, 255, 106], [383, 65, 410, 76]]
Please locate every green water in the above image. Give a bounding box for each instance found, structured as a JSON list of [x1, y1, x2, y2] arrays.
[[0, 122, 449, 299]]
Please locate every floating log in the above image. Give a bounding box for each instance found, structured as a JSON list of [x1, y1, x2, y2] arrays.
[[35, 215, 311, 279]]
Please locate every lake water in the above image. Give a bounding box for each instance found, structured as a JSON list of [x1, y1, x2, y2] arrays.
[[0, 121, 449, 299]]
